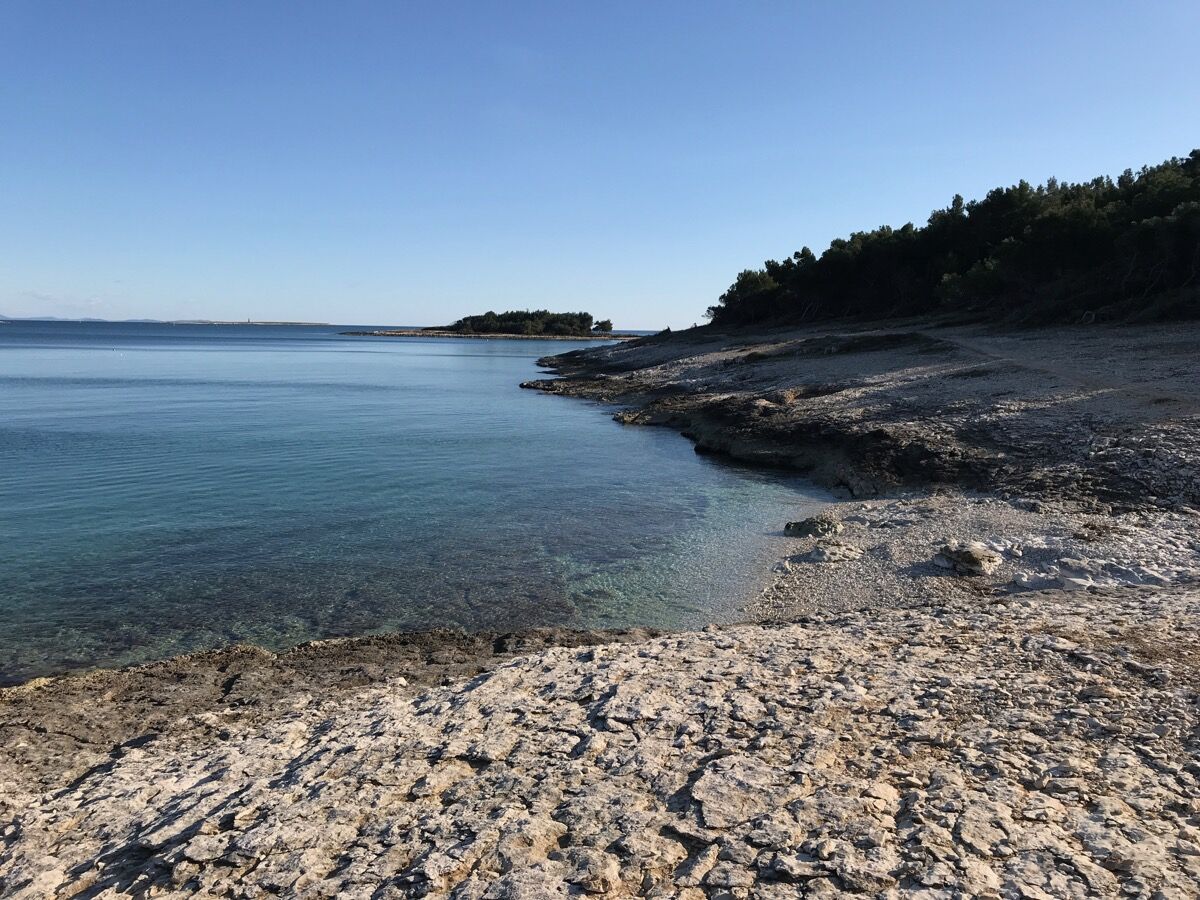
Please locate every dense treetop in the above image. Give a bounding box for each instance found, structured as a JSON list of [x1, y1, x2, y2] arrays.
[[707, 151, 1200, 327], [436, 310, 611, 336]]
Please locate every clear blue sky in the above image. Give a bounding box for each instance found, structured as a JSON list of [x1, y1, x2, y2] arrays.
[[2, 1, 1197, 328]]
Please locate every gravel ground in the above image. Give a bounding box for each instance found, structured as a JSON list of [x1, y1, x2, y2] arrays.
[[751, 492, 1200, 620]]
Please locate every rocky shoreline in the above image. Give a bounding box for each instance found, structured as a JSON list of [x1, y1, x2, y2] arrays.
[[523, 322, 1200, 511], [3, 320, 1199, 897], [4, 587, 1198, 897], [0, 626, 663, 794], [524, 321, 1200, 617]]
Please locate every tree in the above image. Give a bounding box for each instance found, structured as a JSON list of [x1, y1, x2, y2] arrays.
[[592, 319, 613, 333], [433, 310, 603, 337], [705, 150, 1200, 327]]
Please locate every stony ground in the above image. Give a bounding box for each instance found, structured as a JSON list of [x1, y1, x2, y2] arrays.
[[4, 321, 1200, 897], [3, 586, 1199, 898], [750, 491, 1200, 621], [529, 320, 1200, 619], [526, 321, 1200, 511], [0, 627, 663, 794]]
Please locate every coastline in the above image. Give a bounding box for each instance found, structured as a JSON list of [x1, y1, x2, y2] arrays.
[[4, 319, 1200, 896], [6, 586, 1199, 896], [524, 320, 1200, 616], [341, 328, 642, 341], [0, 625, 663, 793]]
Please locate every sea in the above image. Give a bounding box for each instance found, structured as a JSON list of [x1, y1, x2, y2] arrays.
[[0, 320, 822, 683]]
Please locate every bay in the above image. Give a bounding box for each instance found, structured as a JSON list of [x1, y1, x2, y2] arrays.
[[0, 321, 821, 683]]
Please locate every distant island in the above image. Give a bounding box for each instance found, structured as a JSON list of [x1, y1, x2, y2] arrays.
[[343, 309, 641, 340], [443, 310, 612, 336]]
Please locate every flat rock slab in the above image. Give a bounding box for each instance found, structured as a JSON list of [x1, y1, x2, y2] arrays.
[[2, 586, 1199, 898]]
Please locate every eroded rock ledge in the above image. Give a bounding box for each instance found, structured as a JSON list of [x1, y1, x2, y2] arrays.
[[522, 322, 1200, 511], [0, 626, 661, 793], [3, 586, 1198, 898]]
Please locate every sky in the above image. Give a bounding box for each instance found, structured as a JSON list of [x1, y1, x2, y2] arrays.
[[2, 2, 1198, 329]]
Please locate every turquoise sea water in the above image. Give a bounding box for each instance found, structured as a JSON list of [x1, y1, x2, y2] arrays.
[[0, 321, 821, 683]]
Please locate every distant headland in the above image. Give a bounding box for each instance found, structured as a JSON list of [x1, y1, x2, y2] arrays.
[[343, 309, 641, 340], [0, 316, 332, 326]]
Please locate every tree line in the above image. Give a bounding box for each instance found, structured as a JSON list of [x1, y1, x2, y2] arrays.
[[706, 150, 1200, 327], [438, 310, 613, 336]]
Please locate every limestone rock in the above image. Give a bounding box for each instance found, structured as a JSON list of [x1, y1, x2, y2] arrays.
[[807, 539, 864, 563], [933, 540, 1002, 575], [3, 587, 1199, 898], [559, 847, 621, 893], [785, 516, 843, 538], [690, 756, 784, 829]]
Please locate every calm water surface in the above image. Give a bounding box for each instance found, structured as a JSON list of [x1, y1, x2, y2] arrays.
[[0, 321, 821, 683]]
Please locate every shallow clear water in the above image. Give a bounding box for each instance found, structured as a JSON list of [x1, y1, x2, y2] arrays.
[[0, 321, 821, 683]]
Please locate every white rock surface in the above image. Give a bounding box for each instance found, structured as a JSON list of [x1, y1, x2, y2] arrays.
[[3, 586, 1199, 898], [934, 540, 1003, 576], [807, 539, 864, 563], [754, 492, 1200, 619]]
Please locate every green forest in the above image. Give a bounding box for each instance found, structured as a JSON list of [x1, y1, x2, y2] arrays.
[[437, 310, 612, 336], [706, 150, 1200, 327]]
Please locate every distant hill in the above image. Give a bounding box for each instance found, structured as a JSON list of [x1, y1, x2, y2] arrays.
[[435, 310, 613, 337], [0, 317, 329, 325], [0, 315, 115, 322], [707, 150, 1200, 327]]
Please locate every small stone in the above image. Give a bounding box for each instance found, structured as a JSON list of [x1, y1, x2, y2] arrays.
[[934, 541, 1002, 576], [807, 539, 864, 563], [768, 852, 823, 880], [814, 839, 837, 860], [864, 781, 901, 804], [561, 848, 622, 893], [676, 845, 720, 887], [785, 516, 843, 538]]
